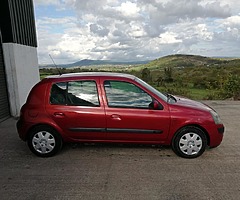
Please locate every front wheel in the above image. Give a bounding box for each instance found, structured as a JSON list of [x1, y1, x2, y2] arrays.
[[172, 126, 207, 158], [28, 125, 62, 157]]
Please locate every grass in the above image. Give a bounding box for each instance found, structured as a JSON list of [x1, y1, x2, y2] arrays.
[[188, 88, 212, 100], [155, 85, 218, 100]]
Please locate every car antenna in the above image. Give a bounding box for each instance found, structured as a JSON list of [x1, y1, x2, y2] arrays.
[[49, 54, 62, 76]]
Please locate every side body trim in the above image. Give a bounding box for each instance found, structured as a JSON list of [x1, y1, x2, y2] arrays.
[[69, 128, 163, 134]]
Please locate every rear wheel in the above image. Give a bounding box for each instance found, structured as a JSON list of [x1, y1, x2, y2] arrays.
[[28, 125, 62, 157], [172, 126, 207, 158]]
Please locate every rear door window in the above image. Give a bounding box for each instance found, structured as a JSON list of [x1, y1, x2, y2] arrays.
[[67, 81, 99, 106], [50, 81, 99, 107]]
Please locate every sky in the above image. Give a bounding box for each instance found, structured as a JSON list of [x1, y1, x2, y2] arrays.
[[33, 0, 240, 64]]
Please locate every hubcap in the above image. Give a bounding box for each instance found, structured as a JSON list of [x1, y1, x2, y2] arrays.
[[32, 131, 55, 154], [179, 132, 202, 155]]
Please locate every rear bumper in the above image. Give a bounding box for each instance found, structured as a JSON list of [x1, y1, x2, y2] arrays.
[[16, 119, 30, 141]]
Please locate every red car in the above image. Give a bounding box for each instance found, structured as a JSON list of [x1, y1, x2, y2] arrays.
[[17, 72, 224, 158]]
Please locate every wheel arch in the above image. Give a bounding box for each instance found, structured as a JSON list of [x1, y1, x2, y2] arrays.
[[26, 123, 63, 141], [172, 124, 210, 146]]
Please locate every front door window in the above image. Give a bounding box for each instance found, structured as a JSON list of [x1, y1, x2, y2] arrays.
[[104, 81, 152, 108]]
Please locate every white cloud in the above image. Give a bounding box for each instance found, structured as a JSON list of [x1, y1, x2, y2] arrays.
[[195, 24, 214, 41], [34, 0, 60, 6], [158, 32, 182, 44], [223, 15, 240, 27], [116, 1, 140, 17], [34, 0, 240, 64]]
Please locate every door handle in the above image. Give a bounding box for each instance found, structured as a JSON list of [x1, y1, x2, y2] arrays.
[[111, 114, 121, 121], [53, 112, 65, 118]]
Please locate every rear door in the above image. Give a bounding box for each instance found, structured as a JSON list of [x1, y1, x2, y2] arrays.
[[46, 78, 106, 140], [101, 78, 171, 142]]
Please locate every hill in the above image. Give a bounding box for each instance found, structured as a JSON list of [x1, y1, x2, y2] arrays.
[[132, 54, 240, 71]]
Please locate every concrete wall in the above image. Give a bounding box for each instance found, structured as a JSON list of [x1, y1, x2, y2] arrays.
[[2, 43, 39, 117]]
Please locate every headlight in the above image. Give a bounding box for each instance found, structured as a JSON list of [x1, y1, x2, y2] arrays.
[[210, 110, 222, 124]]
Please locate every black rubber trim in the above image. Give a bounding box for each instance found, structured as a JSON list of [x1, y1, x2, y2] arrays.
[[69, 127, 163, 134], [107, 128, 163, 134], [69, 128, 105, 132]]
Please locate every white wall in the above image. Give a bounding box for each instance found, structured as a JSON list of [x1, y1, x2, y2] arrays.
[[2, 43, 40, 117]]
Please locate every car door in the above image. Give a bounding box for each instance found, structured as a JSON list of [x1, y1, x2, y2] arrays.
[[101, 79, 171, 142], [46, 78, 106, 140]]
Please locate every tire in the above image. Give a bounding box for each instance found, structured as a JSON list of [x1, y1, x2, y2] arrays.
[[28, 125, 62, 157], [172, 126, 207, 159]]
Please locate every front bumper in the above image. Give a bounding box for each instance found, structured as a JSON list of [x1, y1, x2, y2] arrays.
[[217, 126, 225, 134], [204, 124, 224, 147]]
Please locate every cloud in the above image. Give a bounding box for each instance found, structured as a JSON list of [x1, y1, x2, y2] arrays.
[[34, 0, 240, 64], [116, 1, 141, 17], [34, 0, 60, 6], [90, 24, 109, 37], [222, 15, 240, 28]]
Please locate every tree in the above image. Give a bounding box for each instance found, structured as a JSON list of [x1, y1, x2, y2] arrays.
[[164, 66, 173, 82], [222, 74, 240, 100], [156, 77, 164, 86], [141, 68, 152, 83]]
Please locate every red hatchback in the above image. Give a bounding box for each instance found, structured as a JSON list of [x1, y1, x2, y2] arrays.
[[17, 72, 224, 158]]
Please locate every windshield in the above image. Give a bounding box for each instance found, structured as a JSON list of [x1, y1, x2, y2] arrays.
[[135, 77, 168, 102]]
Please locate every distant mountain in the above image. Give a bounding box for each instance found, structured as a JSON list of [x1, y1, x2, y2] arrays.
[[39, 59, 150, 68]]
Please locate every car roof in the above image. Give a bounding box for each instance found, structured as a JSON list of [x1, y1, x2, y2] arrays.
[[44, 72, 136, 81]]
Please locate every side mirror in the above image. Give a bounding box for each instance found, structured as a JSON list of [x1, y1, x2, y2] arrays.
[[153, 101, 159, 109], [149, 100, 164, 110]]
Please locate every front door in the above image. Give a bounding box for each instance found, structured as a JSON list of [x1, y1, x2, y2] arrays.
[[102, 80, 170, 142]]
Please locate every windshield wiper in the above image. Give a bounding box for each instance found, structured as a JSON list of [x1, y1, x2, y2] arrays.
[[166, 93, 177, 103]]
